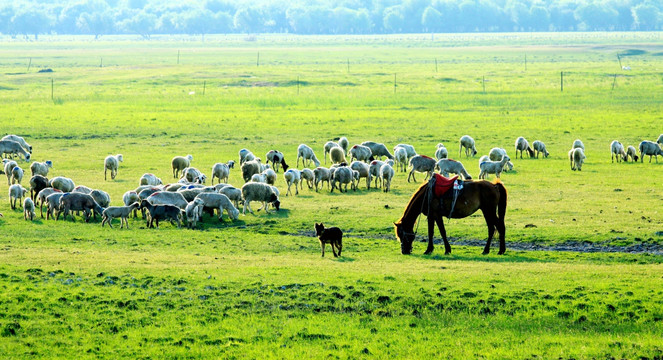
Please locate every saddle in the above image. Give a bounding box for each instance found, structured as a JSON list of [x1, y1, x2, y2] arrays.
[[431, 173, 459, 198]]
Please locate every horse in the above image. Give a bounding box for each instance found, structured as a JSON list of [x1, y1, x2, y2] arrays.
[[394, 177, 507, 255]]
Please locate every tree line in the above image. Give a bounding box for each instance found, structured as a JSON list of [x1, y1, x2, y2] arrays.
[[2, 0, 662, 40]]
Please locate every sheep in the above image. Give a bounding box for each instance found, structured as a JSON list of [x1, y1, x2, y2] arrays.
[[101, 202, 140, 229], [30, 160, 52, 177], [0, 140, 30, 162], [361, 141, 394, 160], [479, 155, 489, 163], [266, 150, 289, 173], [263, 168, 277, 185], [23, 198, 35, 221], [369, 160, 385, 188], [434, 143, 448, 160], [610, 140, 627, 163], [90, 189, 111, 208], [514, 137, 535, 159], [29, 175, 49, 201], [251, 173, 267, 183], [639, 140, 663, 163], [313, 167, 331, 191], [139, 200, 181, 228], [218, 186, 242, 208], [180, 167, 206, 184], [4, 160, 17, 185], [1, 135, 31, 154], [380, 163, 395, 192], [45, 192, 64, 220], [392, 146, 408, 173], [532, 140, 549, 158], [11, 165, 23, 185], [350, 170, 360, 191], [171, 155, 193, 178], [184, 198, 205, 229], [324, 141, 340, 164], [488, 148, 514, 171], [338, 137, 349, 155], [147, 191, 188, 209], [330, 166, 353, 193], [177, 188, 205, 202], [123, 190, 140, 218], [657, 134, 663, 147], [479, 155, 511, 179], [569, 148, 586, 171], [49, 176, 75, 193], [349, 145, 373, 163], [296, 144, 321, 168], [393, 144, 417, 160], [301, 168, 315, 189], [73, 185, 92, 195], [195, 193, 239, 221], [101, 154, 122, 180], [572, 139, 585, 150], [211, 163, 230, 185], [241, 159, 262, 183], [459, 135, 478, 157], [436, 159, 472, 180], [239, 149, 255, 165], [284, 168, 301, 196], [140, 173, 163, 186], [407, 155, 436, 183], [37, 188, 60, 218], [241, 182, 280, 215], [9, 184, 27, 209], [165, 183, 186, 192], [350, 161, 371, 189], [58, 193, 104, 222], [625, 145, 639, 162], [329, 146, 347, 165], [136, 184, 164, 194]]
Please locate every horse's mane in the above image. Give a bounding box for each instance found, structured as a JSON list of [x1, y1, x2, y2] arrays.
[[395, 181, 428, 225]]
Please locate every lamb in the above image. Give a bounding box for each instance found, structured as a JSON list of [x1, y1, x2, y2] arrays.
[[369, 160, 385, 188], [140, 173, 163, 186], [301, 168, 315, 189], [479, 155, 511, 179], [184, 198, 205, 229], [101, 155, 122, 182], [313, 167, 331, 191], [29, 175, 49, 201], [1, 135, 32, 154], [241, 159, 263, 183], [569, 148, 586, 171], [30, 160, 53, 177], [139, 200, 181, 228], [329, 146, 347, 165], [239, 149, 255, 165], [625, 145, 639, 162], [284, 168, 301, 196], [324, 141, 340, 164], [393, 146, 408, 172], [514, 137, 535, 159], [459, 135, 478, 157], [37, 188, 61, 218], [49, 176, 75, 193], [361, 141, 394, 160], [338, 137, 349, 155], [171, 155, 193, 178], [9, 184, 27, 209], [147, 191, 189, 209], [101, 202, 140, 229], [639, 140, 663, 163], [23, 198, 35, 221], [11, 165, 23, 185], [266, 150, 289, 173], [297, 144, 321, 168], [434, 143, 448, 160], [610, 140, 627, 163], [251, 173, 267, 183], [195, 193, 239, 221], [330, 166, 353, 193], [123, 190, 140, 218], [572, 139, 585, 150], [241, 182, 281, 215], [350, 161, 371, 189], [218, 186, 242, 208], [4, 160, 17, 185], [0, 140, 31, 162], [58, 193, 104, 222], [532, 140, 549, 158], [380, 163, 395, 192], [436, 159, 472, 180], [349, 145, 373, 163], [45, 192, 64, 220], [393, 144, 417, 159], [488, 148, 514, 171], [407, 155, 436, 183]]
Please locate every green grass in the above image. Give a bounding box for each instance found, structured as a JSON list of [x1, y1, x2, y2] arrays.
[[1, 33, 663, 358]]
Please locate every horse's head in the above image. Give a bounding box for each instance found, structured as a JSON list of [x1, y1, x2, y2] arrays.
[[394, 222, 414, 255]]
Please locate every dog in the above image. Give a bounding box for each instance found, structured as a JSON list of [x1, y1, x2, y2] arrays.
[[315, 223, 343, 257]]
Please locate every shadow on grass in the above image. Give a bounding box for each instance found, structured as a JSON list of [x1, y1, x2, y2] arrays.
[[333, 256, 355, 262]]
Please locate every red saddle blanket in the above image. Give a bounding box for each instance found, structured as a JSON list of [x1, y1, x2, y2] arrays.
[[432, 174, 458, 198]]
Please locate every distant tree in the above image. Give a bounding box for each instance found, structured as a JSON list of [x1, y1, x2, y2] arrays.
[[77, 10, 114, 38], [233, 7, 265, 33], [0, 4, 15, 35], [120, 11, 156, 38], [204, 0, 236, 14], [632, 2, 661, 30], [58, 0, 110, 34], [383, 6, 405, 33], [574, 2, 619, 30], [527, 5, 550, 31], [11, 8, 53, 39], [122, 0, 148, 10], [286, 6, 330, 34], [422, 6, 442, 32], [156, 12, 178, 34], [550, 1, 578, 31], [179, 9, 220, 40]]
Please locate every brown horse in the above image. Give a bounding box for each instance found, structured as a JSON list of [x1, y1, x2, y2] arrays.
[[394, 178, 507, 255]]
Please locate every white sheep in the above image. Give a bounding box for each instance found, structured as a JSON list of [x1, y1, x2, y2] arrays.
[[30, 160, 53, 177], [73, 185, 93, 195], [349, 145, 373, 163], [181, 167, 206, 184], [296, 144, 320, 168], [639, 140, 663, 163], [407, 155, 436, 183], [195, 193, 239, 221], [488, 148, 514, 171], [393, 146, 408, 172], [350, 161, 371, 189], [45, 192, 64, 220], [434, 143, 448, 160], [380, 163, 395, 192], [147, 191, 189, 209], [313, 167, 331, 191], [49, 176, 75, 193], [101, 203, 140, 229], [23, 197, 35, 221], [4, 160, 17, 185], [11, 165, 23, 185], [479, 155, 510, 179], [104, 154, 123, 180], [572, 139, 585, 150], [9, 184, 27, 209], [0, 140, 30, 162], [263, 168, 277, 185], [241, 182, 280, 215], [532, 140, 549, 158], [610, 140, 627, 163], [331, 166, 353, 193], [338, 137, 349, 155], [172, 155, 193, 178], [301, 168, 314, 189], [459, 135, 478, 157], [123, 190, 140, 218], [393, 144, 417, 159], [436, 159, 472, 180], [211, 163, 230, 184], [241, 159, 263, 183], [184, 198, 205, 229], [2, 135, 31, 153], [569, 148, 586, 171], [369, 160, 384, 188], [284, 168, 301, 196], [329, 146, 347, 165], [324, 141, 339, 164], [266, 150, 289, 173], [657, 134, 663, 147], [140, 173, 163, 186], [515, 137, 535, 159], [37, 188, 61, 218], [90, 189, 111, 208], [625, 145, 639, 162], [361, 141, 394, 160], [251, 173, 267, 183], [218, 186, 242, 208]]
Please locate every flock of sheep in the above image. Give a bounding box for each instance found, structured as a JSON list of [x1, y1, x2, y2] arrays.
[[3, 132, 663, 229]]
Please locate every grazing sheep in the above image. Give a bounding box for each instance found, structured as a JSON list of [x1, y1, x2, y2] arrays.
[[349, 145, 373, 163], [73, 185, 92, 195], [338, 137, 349, 155], [30, 160, 53, 177], [101, 203, 140, 229], [263, 168, 277, 185], [181, 167, 206, 184], [488, 148, 514, 171], [29, 175, 49, 201], [639, 140, 663, 163], [49, 176, 75, 193], [393, 144, 417, 160], [331, 166, 353, 193], [241, 182, 280, 215], [324, 141, 340, 164], [45, 192, 64, 220], [123, 190, 140, 218], [301, 168, 315, 189], [532, 140, 549, 158], [23, 198, 35, 221], [58, 193, 104, 222], [241, 159, 263, 183], [369, 160, 385, 188], [610, 140, 627, 163], [251, 173, 267, 183], [136, 184, 164, 194], [0, 139, 31, 161], [329, 146, 347, 165], [657, 134, 663, 147], [572, 139, 585, 150], [435, 143, 448, 160], [361, 141, 394, 160], [140, 173, 163, 186], [171, 155, 193, 178], [284, 168, 301, 196], [266, 150, 289, 173], [9, 184, 27, 209], [90, 189, 111, 208], [104, 154, 123, 180], [350, 170, 360, 191], [407, 155, 436, 183], [393, 146, 408, 172], [37, 188, 60, 218], [2, 135, 31, 154], [380, 163, 395, 192], [625, 145, 639, 162], [195, 193, 239, 221], [239, 149, 256, 165], [436, 159, 472, 180], [165, 183, 186, 192], [147, 191, 188, 209], [350, 161, 371, 189], [218, 186, 242, 208], [569, 148, 586, 171], [514, 137, 535, 159], [139, 200, 181, 228], [479, 155, 511, 179], [297, 144, 321, 168], [177, 188, 205, 202], [459, 135, 478, 157], [184, 198, 205, 229], [4, 160, 17, 185], [313, 167, 331, 191], [11, 165, 23, 185]]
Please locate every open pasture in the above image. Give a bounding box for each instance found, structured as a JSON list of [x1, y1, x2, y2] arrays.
[[1, 33, 663, 358]]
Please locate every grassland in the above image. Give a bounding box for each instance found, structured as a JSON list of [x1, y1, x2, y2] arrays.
[[0, 33, 662, 358]]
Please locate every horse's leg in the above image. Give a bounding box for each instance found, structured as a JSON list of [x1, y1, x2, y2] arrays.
[[424, 216, 435, 255], [481, 207, 497, 255], [496, 213, 506, 255], [435, 215, 451, 255]]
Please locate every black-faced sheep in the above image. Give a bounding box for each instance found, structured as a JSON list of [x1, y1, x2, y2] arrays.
[[104, 154, 123, 180], [532, 140, 549, 158], [58, 193, 104, 222], [241, 182, 280, 215], [515, 137, 535, 159], [297, 144, 321, 168], [30, 160, 52, 177], [50, 176, 75, 193], [171, 155, 193, 178], [266, 150, 289, 173], [349, 145, 373, 163], [459, 135, 478, 157], [436, 159, 472, 180], [101, 203, 140, 229], [407, 155, 436, 183], [29, 175, 49, 201], [569, 148, 586, 171], [139, 200, 181, 228], [380, 163, 395, 192], [639, 140, 663, 163], [284, 168, 301, 196], [350, 161, 371, 189], [23, 198, 35, 221], [361, 141, 394, 160], [331, 166, 353, 193], [610, 140, 627, 163], [9, 184, 27, 209], [0, 139, 31, 161], [140, 173, 163, 186], [625, 145, 639, 162], [313, 167, 331, 191], [211, 163, 230, 184], [479, 155, 511, 179], [195, 193, 239, 221]]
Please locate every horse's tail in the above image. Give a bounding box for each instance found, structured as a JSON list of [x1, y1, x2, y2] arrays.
[[494, 179, 507, 221]]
